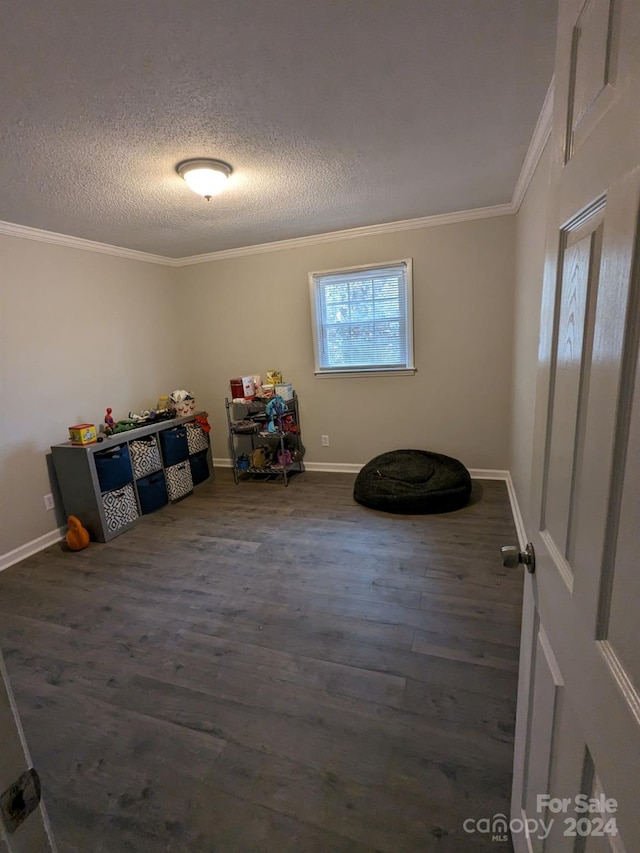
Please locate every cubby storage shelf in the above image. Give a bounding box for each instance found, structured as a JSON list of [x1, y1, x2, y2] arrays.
[[51, 412, 213, 542]]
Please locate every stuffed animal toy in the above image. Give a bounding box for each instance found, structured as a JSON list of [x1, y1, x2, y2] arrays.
[[281, 414, 300, 434], [66, 515, 90, 551], [265, 396, 287, 433], [277, 449, 292, 466], [251, 446, 271, 468]]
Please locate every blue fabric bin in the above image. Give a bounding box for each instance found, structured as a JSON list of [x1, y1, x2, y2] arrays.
[[94, 444, 133, 493], [159, 427, 189, 466], [189, 450, 210, 486], [137, 471, 169, 515]]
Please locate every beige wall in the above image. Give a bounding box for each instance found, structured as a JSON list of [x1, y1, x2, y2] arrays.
[[1, 212, 519, 560], [510, 141, 551, 526], [177, 215, 516, 471], [0, 236, 183, 556]]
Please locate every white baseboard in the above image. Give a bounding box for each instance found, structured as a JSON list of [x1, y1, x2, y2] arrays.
[[505, 472, 528, 550], [216, 459, 514, 480], [302, 461, 363, 473], [214, 458, 363, 474], [467, 468, 509, 480], [212, 457, 232, 467], [305, 465, 512, 477], [0, 527, 65, 572], [218, 458, 518, 480]]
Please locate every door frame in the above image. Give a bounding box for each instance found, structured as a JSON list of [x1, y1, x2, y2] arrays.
[[0, 650, 56, 852]]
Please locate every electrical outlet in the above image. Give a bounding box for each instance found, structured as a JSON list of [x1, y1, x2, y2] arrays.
[[321, 435, 330, 447], [43, 494, 55, 511]]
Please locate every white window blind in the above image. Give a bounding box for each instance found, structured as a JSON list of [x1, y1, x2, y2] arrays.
[[309, 260, 414, 375]]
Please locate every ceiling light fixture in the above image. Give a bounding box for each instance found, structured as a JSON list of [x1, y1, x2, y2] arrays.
[[176, 158, 232, 200]]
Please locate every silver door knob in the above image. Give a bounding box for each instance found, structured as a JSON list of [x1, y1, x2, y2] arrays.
[[501, 542, 535, 573]]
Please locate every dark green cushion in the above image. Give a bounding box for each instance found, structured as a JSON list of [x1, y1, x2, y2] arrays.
[[354, 449, 471, 514]]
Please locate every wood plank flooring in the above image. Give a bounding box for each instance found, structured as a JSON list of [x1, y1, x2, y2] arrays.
[[0, 471, 521, 852]]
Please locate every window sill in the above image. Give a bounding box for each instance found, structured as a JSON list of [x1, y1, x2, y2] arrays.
[[314, 368, 416, 379]]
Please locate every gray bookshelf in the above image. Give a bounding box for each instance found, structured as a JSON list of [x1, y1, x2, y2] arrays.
[[51, 412, 212, 542]]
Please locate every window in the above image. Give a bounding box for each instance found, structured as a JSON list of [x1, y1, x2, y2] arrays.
[[309, 259, 414, 376]]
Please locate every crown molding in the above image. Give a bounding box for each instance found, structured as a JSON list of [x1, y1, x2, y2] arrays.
[[173, 204, 514, 266], [0, 80, 554, 266], [0, 206, 513, 267], [511, 76, 554, 212], [0, 219, 176, 265]]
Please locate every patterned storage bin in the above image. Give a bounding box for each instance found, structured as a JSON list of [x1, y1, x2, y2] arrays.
[[186, 423, 209, 455], [129, 436, 162, 479], [102, 483, 138, 532], [174, 398, 196, 417], [165, 461, 193, 502]]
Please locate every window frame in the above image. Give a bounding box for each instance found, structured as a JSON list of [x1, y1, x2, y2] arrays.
[[308, 258, 415, 378]]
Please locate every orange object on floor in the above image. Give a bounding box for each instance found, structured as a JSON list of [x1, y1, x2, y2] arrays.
[[66, 516, 90, 551]]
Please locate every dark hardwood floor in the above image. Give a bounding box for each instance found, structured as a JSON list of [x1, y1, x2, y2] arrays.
[[0, 470, 521, 852]]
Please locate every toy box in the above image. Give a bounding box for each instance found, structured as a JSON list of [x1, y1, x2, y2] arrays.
[[274, 383, 293, 401], [230, 378, 244, 399], [174, 398, 196, 417], [69, 423, 97, 445], [242, 376, 255, 400]]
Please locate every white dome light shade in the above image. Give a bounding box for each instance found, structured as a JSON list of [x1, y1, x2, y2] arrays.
[[176, 159, 232, 200]]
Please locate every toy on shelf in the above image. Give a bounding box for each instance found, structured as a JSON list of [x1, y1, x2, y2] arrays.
[[194, 413, 211, 433], [277, 449, 292, 466], [281, 414, 300, 435], [127, 407, 177, 425], [110, 418, 141, 435], [68, 424, 97, 445], [265, 396, 287, 433], [251, 446, 272, 468], [102, 399, 192, 437], [170, 389, 196, 416]]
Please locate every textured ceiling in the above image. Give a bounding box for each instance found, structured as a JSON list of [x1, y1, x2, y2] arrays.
[[0, 1, 557, 258]]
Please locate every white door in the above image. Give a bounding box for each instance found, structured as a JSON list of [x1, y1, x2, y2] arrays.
[[0, 651, 55, 851], [511, 0, 640, 851]]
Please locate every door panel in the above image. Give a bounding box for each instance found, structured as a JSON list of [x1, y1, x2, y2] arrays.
[[512, 0, 640, 850], [568, 176, 640, 631], [542, 207, 603, 568], [522, 629, 563, 853], [567, 0, 621, 159], [542, 703, 590, 852]]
